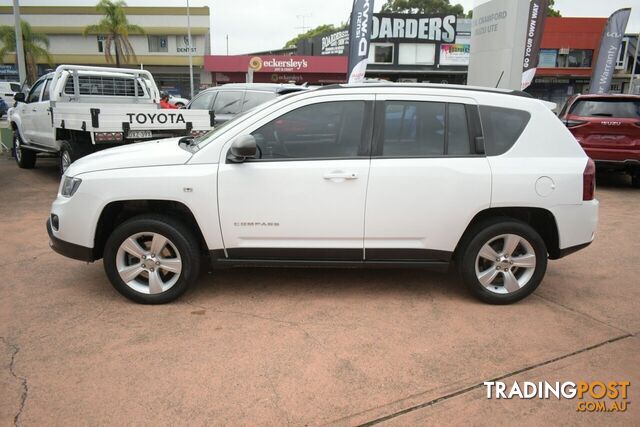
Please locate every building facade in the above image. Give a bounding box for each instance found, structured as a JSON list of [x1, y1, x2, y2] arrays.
[[0, 5, 211, 95], [293, 13, 472, 85], [204, 55, 347, 85], [526, 17, 606, 105]]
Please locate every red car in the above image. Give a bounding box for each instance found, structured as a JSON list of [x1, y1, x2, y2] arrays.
[[559, 94, 640, 187]]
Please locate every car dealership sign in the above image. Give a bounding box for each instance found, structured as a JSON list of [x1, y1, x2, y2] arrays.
[[372, 13, 457, 43]]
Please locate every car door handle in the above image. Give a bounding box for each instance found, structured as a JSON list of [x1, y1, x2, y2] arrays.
[[323, 171, 358, 180]]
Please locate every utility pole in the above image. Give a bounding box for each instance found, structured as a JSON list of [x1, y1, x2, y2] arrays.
[[12, 0, 26, 85], [226, 34, 229, 55], [629, 34, 639, 94], [186, 0, 194, 98]]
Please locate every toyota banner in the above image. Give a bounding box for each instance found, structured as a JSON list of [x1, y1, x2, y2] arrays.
[[347, 0, 374, 83], [589, 8, 631, 94]]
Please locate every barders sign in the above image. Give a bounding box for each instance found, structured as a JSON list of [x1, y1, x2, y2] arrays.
[[372, 13, 457, 43]]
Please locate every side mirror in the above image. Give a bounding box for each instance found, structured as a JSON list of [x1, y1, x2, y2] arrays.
[[474, 136, 485, 154], [14, 92, 25, 103], [228, 134, 257, 162]]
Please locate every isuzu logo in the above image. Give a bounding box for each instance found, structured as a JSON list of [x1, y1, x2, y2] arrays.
[[126, 112, 186, 125], [600, 121, 621, 126]]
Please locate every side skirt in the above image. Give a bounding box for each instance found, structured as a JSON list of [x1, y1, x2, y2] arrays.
[[208, 249, 451, 272]]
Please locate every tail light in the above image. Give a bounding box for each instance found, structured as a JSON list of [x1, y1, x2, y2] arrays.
[[94, 132, 124, 143], [583, 158, 595, 201], [565, 119, 587, 128]]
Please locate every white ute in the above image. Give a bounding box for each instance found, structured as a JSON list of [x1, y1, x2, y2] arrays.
[[47, 83, 599, 304], [9, 65, 213, 173]]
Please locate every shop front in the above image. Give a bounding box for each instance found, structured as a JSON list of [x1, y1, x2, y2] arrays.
[[204, 55, 347, 85]]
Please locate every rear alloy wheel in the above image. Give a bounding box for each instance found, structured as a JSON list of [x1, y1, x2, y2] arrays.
[[103, 215, 200, 304], [461, 220, 547, 304], [12, 132, 36, 169]]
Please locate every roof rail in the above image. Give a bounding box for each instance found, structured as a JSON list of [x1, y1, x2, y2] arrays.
[[315, 83, 533, 98]]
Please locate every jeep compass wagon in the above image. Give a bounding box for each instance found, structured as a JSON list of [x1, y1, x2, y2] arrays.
[[47, 84, 599, 304]]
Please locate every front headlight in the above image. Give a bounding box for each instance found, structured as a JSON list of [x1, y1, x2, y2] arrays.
[[60, 176, 82, 197]]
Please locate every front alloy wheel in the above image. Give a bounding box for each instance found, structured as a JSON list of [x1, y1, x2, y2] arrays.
[[13, 132, 36, 169], [116, 232, 183, 295], [103, 215, 200, 304]]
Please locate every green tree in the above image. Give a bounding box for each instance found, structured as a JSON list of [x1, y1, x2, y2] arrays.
[[83, 0, 144, 67], [284, 23, 347, 48], [546, 0, 562, 17], [0, 20, 53, 84], [380, 0, 466, 16]]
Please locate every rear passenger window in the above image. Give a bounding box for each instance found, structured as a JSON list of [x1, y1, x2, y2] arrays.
[[213, 91, 243, 115], [379, 101, 474, 156], [479, 106, 530, 156], [242, 91, 275, 111], [382, 101, 445, 156]]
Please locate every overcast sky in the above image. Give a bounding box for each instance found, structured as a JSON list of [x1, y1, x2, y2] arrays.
[[12, 0, 640, 54]]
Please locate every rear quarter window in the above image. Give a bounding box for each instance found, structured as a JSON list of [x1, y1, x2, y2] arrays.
[[569, 98, 640, 119], [479, 106, 531, 156]]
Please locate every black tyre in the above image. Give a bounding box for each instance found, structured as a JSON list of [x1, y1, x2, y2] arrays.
[[175, 102, 185, 108], [12, 131, 36, 169], [103, 215, 201, 304], [460, 219, 547, 304], [60, 139, 92, 175]]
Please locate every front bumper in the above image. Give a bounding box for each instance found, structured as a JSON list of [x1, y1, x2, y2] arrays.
[[47, 218, 95, 262]]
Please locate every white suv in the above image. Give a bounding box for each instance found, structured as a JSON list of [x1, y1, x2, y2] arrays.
[[47, 84, 599, 304]]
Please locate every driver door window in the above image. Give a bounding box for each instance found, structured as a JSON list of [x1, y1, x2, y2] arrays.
[[250, 101, 367, 160], [27, 80, 44, 103]]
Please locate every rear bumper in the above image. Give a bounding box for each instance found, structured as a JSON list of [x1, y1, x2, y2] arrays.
[[47, 218, 94, 262], [593, 159, 640, 170], [550, 200, 599, 259], [582, 148, 640, 167], [557, 241, 592, 259]]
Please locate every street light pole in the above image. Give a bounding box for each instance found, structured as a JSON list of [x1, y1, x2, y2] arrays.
[[186, 0, 194, 98], [12, 0, 27, 85]]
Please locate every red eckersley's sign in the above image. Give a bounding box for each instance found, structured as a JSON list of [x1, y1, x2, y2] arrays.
[[204, 55, 347, 74]]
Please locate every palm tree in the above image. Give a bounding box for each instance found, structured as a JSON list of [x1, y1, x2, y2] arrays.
[[0, 20, 53, 84], [83, 0, 144, 67]]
